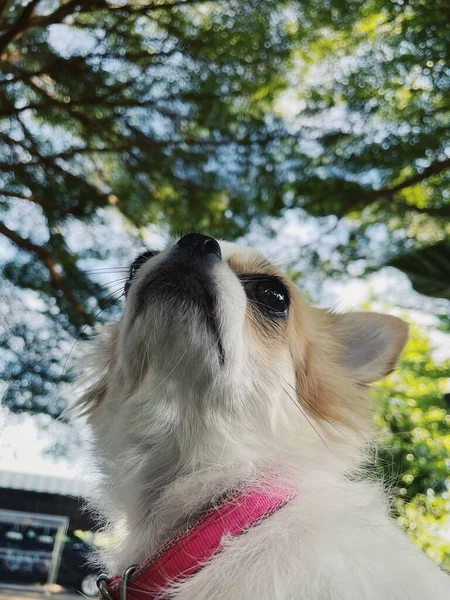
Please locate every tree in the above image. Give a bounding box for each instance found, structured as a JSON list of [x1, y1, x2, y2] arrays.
[[0, 0, 294, 327], [280, 0, 450, 275], [388, 241, 450, 300], [0, 0, 296, 414], [1, 0, 449, 415], [374, 324, 450, 570]]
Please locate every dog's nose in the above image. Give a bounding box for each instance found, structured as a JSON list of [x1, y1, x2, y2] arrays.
[[177, 233, 222, 260]]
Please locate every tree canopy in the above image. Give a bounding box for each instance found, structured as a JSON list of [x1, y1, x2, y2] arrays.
[[1, 0, 449, 410], [0, 0, 292, 332], [0, 0, 293, 413]]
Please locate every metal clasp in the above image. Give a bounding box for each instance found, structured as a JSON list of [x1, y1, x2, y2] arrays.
[[120, 564, 138, 600], [97, 574, 114, 600], [97, 564, 138, 600]]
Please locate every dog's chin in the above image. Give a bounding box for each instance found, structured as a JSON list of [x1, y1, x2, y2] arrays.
[[127, 267, 225, 373]]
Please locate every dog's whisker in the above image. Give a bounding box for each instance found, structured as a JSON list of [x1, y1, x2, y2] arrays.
[[282, 378, 347, 438], [282, 386, 331, 452], [84, 267, 130, 273], [92, 280, 129, 295]]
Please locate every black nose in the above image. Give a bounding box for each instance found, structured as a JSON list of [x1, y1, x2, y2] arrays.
[[177, 233, 222, 260]]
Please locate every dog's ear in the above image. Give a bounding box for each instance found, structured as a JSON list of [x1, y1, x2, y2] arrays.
[[328, 312, 409, 383]]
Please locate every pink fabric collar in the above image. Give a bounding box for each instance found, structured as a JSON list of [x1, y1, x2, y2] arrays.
[[100, 485, 295, 600]]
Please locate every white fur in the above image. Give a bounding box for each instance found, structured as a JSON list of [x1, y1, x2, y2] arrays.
[[72, 239, 450, 599]]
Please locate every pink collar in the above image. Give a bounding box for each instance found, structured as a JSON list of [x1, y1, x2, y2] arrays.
[[98, 485, 295, 600]]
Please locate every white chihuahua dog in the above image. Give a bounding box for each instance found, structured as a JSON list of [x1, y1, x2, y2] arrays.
[[74, 234, 450, 600]]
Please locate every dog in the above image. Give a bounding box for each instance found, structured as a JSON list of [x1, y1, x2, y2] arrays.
[[73, 233, 450, 599]]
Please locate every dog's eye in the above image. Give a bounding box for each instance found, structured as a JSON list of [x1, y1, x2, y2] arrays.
[[241, 276, 290, 317], [124, 250, 158, 296]]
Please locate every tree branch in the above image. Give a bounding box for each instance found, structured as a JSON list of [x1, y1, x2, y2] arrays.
[[0, 161, 39, 171], [0, 220, 92, 324], [0, 0, 10, 18], [0, 0, 42, 53], [388, 200, 450, 218], [0, 186, 73, 215], [108, 0, 217, 15], [0, 0, 211, 50], [0, 188, 33, 201], [371, 158, 450, 200], [339, 157, 450, 217]]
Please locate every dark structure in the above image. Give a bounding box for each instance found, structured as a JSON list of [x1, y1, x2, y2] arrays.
[[0, 470, 97, 531]]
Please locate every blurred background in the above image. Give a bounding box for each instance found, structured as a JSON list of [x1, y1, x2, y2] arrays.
[[0, 0, 449, 596]]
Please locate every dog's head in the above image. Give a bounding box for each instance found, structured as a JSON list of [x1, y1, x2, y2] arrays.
[[76, 234, 408, 481]]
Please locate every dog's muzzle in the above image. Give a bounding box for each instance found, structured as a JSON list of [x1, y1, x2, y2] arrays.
[[133, 233, 225, 363]]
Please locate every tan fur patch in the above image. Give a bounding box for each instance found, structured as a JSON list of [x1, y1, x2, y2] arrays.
[[283, 290, 371, 435], [227, 251, 377, 434], [226, 253, 280, 277]]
